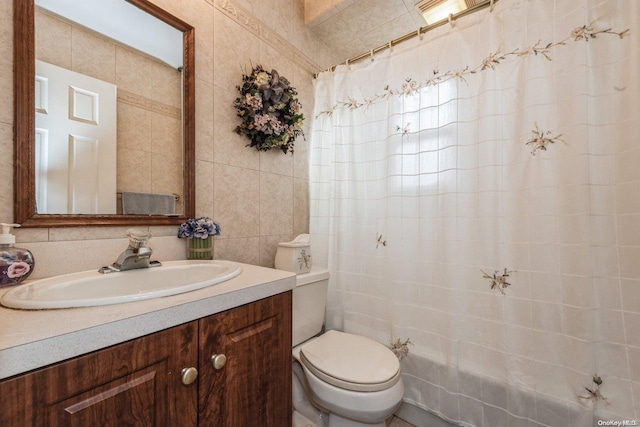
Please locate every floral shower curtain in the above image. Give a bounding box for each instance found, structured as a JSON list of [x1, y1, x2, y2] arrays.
[[309, 0, 639, 425]]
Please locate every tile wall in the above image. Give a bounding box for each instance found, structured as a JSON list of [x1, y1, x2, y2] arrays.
[[0, 0, 340, 279]]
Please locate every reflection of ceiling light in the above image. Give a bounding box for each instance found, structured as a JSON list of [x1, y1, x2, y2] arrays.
[[415, 0, 472, 25]]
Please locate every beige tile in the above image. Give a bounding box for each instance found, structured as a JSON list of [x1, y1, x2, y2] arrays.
[[304, 0, 333, 24], [214, 237, 260, 265], [35, 9, 72, 69], [294, 178, 309, 236], [291, 65, 312, 181], [259, 41, 295, 85], [195, 160, 214, 218], [260, 149, 294, 176], [259, 234, 287, 268], [117, 103, 152, 152], [151, 153, 183, 196], [292, 0, 306, 33], [192, 2, 215, 85], [260, 0, 295, 42], [334, 0, 358, 10], [310, 12, 354, 46], [115, 46, 181, 108], [71, 27, 116, 84], [23, 235, 184, 279], [0, 0, 11, 54], [213, 9, 261, 93], [151, 112, 182, 158], [260, 172, 294, 236], [292, 65, 315, 115], [331, 38, 367, 64], [339, 0, 408, 35], [48, 226, 133, 242], [213, 164, 260, 238], [0, 4, 12, 126], [13, 228, 49, 244], [149, 225, 181, 238], [233, 0, 260, 15], [0, 124, 13, 221], [117, 147, 152, 193], [212, 87, 260, 170], [196, 79, 215, 163], [148, 235, 187, 262], [152, 0, 215, 85], [22, 238, 129, 279], [0, 58, 12, 125], [293, 136, 309, 180], [359, 13, 416, 51]]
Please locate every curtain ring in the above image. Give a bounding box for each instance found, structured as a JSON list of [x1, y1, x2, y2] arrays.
[[370, 49, 375, 62], [448, 13, 454, 27], [417, 28, 423, 40], [388, 41, 392, 52], [490, 0, 495, 12]]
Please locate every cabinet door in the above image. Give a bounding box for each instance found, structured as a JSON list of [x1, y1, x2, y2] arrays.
[[0, 322, 198, 427], [198, 291, 292, 427]]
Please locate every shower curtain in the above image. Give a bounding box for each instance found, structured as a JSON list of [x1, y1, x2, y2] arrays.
[[309, 0, 639, 425]]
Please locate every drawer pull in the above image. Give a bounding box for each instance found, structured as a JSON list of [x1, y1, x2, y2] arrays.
[[181, 367, 198, 385], [211, 354, 227, 370]]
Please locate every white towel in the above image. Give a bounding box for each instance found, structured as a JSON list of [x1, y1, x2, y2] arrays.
[[121, 191, 176, 215]]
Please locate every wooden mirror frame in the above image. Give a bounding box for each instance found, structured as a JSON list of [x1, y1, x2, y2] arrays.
[[14, 0, 195, 227]]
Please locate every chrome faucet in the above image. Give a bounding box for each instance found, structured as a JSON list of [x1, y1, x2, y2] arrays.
[[99, 229, 161, 274]]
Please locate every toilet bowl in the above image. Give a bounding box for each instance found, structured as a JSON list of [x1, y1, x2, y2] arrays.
[[290, 268, 405, 427]]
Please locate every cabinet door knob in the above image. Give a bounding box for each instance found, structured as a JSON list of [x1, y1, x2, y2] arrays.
[[181, 367, 198, 385], [211, 354, 227, 370]]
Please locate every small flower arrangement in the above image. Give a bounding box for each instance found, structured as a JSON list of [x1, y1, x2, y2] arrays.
[[233, 65, 304, 154], [390, 338, 412, 361], [177, 217, 221, 239]]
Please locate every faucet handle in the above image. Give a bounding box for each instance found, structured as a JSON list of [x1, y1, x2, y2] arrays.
[[127, 229, 152, 249]]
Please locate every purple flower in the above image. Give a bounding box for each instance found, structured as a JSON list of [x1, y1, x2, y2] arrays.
[[178, 217, 221, 239]]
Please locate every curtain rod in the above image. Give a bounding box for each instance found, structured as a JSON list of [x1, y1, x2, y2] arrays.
[[317, 0, 497, 76]]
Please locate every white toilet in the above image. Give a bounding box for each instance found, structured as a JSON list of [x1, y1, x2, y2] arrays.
[[292, 267, 405, 427]]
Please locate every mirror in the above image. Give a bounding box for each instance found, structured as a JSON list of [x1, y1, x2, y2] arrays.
[[14, 0, 195, 227]]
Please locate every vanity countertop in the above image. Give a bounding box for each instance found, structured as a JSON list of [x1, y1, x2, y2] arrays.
[[0, 262, 295, 380]]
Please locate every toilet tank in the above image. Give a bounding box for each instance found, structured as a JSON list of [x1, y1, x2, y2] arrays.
[[292, 267, 329, 347]]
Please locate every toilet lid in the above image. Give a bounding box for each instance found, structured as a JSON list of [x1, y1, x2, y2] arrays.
[[299, 330, 401, 392]]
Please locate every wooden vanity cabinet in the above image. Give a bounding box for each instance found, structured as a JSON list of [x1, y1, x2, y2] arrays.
[[198, 289, 292, 426], [0, 291, 292, 427], [0, 321, 199, 426]]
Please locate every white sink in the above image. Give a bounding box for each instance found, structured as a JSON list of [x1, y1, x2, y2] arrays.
[[0, 260, 242, 310]]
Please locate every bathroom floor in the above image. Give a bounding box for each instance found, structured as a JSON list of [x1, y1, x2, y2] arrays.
[[387, 416, 415, 427]]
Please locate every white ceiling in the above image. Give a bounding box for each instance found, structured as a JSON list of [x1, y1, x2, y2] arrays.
[[308, 0, 426, 66]]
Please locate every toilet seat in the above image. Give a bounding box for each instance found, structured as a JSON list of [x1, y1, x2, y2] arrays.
[[299, 330, 400, 392]]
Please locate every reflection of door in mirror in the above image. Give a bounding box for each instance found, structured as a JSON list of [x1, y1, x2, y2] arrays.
[[36, 60, 117, 214], [34, 4, 184, 216]]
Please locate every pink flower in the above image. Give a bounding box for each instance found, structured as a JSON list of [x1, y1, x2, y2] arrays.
[[7, 261, 30, 279], [245, 93, 262, 110]]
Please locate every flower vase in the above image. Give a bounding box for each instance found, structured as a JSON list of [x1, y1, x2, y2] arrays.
[[187, 236, 213, 260]]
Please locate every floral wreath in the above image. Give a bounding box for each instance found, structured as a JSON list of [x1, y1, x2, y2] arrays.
[[233, 65, 304, 154]]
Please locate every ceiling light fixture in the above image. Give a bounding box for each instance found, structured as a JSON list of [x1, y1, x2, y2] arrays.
[[415, 0, 479, 25]]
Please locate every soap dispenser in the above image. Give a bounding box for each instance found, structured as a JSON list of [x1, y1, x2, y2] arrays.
[[0, 223, 35, 287]]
